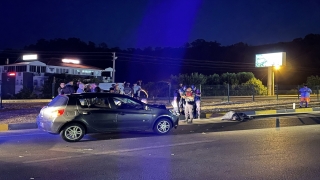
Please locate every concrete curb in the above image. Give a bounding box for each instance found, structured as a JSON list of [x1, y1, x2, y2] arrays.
[[201, 107, 320, 118], [1, 107, 320, 132]]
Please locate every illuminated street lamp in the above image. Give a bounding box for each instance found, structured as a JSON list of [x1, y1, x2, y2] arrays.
[[274, 65, 281, 70], [62, 59, 80, 64]]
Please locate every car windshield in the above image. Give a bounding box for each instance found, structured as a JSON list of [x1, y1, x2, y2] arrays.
[[47, 95, 69, 107], [112, 97, 142, 109]]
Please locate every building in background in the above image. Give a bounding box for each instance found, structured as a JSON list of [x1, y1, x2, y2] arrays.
[[0, 55, 113, 97]]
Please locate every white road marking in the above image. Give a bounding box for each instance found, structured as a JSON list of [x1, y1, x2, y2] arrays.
[[0, 132, 47, 138], [23, 139, 217, 164]]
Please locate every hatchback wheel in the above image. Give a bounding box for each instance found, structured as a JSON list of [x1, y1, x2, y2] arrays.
[[153, 118, 172, 135], [60, 123, 85, 142]]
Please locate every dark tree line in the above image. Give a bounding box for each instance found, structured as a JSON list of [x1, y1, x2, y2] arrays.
[[1, 34, 320, 85]]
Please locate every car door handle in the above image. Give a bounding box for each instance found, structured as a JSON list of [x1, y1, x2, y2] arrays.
[[82, 112, 90, 115]]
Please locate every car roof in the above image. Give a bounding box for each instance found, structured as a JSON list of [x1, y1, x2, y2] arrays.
[[67, 93, 132, 99]]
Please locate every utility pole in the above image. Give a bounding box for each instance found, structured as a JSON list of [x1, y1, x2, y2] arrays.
[[112, 52, 117, 83]]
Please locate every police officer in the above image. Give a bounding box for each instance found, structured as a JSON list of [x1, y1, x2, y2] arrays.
[[183, 87, 195, 123]]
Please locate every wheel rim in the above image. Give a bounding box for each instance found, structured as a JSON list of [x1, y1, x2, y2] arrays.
[[65, 126, 83, 140], [157, 120, 170, 133]]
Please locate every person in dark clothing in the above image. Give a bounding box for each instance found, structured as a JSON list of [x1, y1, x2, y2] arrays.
[[61, 81, 75, 95], [123, 83, 133, 97], [57, 83, 65, 95], [194, 89, 201, 119], [108, 84, 115, 93], [172, 89, 180, 114], [178, 85, 186, 114], [93, 83, 101, 92], [191, 85, 197, 118]]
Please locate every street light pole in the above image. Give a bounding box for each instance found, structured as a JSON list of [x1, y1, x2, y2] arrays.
[[112, 52, 117, 83]]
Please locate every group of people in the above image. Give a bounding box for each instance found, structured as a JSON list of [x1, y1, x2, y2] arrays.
[[173, 83, 201, 123], [113, 82, 142, 100], [57, 80, 142, 100], [57, 81, 101, 95]]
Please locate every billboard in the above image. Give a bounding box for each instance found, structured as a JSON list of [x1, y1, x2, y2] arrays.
[[255, 52, 286, 67]]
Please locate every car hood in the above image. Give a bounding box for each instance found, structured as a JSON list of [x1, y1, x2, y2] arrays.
[[147, 104, 167, 110]]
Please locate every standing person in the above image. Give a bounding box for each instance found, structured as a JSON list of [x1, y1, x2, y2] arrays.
[[90, 83, 96, 92], [61, 80, 74, 95], [178, 85, 186, 113], [175, 83, 183, 113], [93, 83, 101, 93], [183, 87, 195, 123], [57, 83, 65, 95], [191, 85, 197, 117], [299, 84, 312, 108], [123, 83, 133, 97], [76, 83, 85, 93], [133, 83, 141, 100], [113, 84, 121, 94], [194, 89, 201, 119], [109, 84, 115, 93], [84, 84, 91, 92], [172, 89, 180, 114]]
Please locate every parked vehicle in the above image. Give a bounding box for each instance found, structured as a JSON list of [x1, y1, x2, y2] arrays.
[[37, 93, 179, 142]]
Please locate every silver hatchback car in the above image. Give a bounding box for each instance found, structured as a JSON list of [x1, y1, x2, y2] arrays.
[[37, 93, 179, 142]]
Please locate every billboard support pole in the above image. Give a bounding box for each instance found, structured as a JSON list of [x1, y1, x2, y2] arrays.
[[256, 52, 285, 97], [267, 67, 274, 96]]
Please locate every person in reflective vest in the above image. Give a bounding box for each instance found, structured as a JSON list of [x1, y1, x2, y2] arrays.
[[183, 87, 195, 123], [299, 84, 312, 108]]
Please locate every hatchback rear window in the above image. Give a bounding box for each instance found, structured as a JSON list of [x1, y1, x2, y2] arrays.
[[47, 95, 69, 107]]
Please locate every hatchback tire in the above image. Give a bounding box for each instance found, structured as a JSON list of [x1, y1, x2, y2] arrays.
[[153, 118, 172, 135], [60, 123, 85, 142]]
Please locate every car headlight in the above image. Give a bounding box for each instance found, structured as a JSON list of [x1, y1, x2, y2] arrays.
[[169, 109, 179, 116]]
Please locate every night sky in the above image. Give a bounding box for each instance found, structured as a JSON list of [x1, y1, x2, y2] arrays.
[[1, 0, 320, 50]]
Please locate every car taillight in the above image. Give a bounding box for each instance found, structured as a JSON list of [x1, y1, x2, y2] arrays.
[[50, 109, 65, 118]]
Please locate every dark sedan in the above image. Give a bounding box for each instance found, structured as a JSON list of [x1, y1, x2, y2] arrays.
[[37, 93, 179, 142]]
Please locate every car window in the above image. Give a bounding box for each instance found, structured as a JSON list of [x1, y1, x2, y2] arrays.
[[111, 97, 142, 109], [48, 95, 68, 107], [78, 97, 111, 109]]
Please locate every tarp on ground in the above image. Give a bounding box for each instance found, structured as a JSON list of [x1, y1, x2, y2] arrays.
[[221, 111, 249, 121]]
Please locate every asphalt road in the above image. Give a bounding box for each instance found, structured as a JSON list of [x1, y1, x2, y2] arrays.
[[1, 114, 320, 180]]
